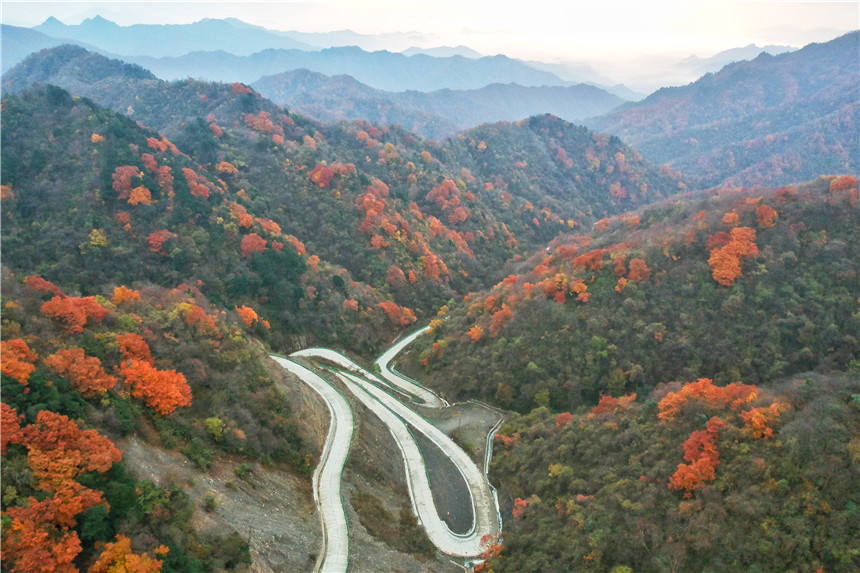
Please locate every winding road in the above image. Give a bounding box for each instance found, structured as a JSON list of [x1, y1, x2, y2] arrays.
[[273, 327, 502, 572]]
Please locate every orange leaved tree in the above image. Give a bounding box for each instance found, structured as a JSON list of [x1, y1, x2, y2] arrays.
[[40, 296, 109, 333], [45, 348, 117, 397], [90, 535, 168, 573], [1, 339, 38, 385], [115, 332, 153, 364], [120, 359, 191, 416]]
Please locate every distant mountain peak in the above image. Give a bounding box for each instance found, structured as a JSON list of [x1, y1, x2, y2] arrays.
[[81, 15, 118, 27]]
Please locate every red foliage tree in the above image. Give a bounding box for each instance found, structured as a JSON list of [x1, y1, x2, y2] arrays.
[[829, 175, 856, 192], [285, 235, 306, 256], [512, 497, 529, 519], [24, 275, 64, 297], [229, 203, 254, 228], [256, 217, 282, 236], [241, 233, 267, 258], [45, 348, 117, 397], [183, 304, 218, 336], [215, 161, 238, 175], [1, 402, 23, 454], [467, 325, 484, 343], [245, 111, 277, 133], [658, 378, 757, 421], [116, 333, 152, 364], [121, 359, 192, 416], [556, 412, 573, 428], [148, 229, 176, 253], [705, 232, 731, 252], [128, 185, 154, 206], [235, 305, 259, 328], [22, 410, 122, 490], [488, 305, 513, 337], [182, 168, 210, 199], [708, 227, 758, 286], [112, 165, 142, 201], [378, 301, 403, 324], [572, 249, 608, 271], [2, 498, 85, 573], [722, 211, 739, 227], [627, 258, 651, 282], [755, 204, 778, 228], [669, 417, 725, 497], [740, 400, 789, 439], [40, 296, 109, 333], [308, 164, 336, 188], [232, 82, 252, 94], [1, 339, 38, 385]]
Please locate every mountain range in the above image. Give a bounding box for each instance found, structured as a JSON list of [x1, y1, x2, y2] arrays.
[[585, 31, 859, 188], [251, 69, 625, 140], [5, 16, 808, 95], [1, 15, 859, 573]]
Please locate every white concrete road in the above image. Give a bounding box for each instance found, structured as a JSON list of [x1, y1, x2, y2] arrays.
[[374, 327, 448, 407], [271, 356, 353, 573], [272, 329, 502, 572]]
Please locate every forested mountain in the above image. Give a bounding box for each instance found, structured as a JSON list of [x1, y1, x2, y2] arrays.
[[1, 46, 682, 354], [253, 69, 624, 140], [585, 31, 859, 188], [402, 174, 860, 571], [2, 27, 858, 573], [484, 370, 859, 572], [406, 176, 860, 411]]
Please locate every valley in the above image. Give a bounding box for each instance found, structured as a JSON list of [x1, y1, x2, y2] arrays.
[[1, 9, 858, 573]]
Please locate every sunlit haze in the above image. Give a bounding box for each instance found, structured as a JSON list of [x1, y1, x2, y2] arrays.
[[2, 1, 858, 91]]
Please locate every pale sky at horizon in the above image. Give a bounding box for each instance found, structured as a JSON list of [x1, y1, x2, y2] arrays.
[[2, 1, 857, 89]]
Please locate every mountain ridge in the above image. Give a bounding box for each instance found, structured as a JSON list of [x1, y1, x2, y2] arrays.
[[251, 68, 625, 140], [584, 31, 859, 188]]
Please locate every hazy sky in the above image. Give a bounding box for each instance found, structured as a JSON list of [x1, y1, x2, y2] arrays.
[[2, 1, 857, 89]]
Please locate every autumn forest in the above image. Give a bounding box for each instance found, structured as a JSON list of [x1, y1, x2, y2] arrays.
[[1, 14, 858, 573]]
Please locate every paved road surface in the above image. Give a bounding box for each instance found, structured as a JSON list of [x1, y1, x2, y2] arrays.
[[271, 356, 353, 573], [273, 329, 501, 571]]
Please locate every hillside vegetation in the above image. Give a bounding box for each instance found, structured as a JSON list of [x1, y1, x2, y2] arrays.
[[2, 48, 684, 353], [585, 31, 859, 188], [2, 31, 858, 573], [404, 175, 860, 571], [407, 177, 860, 412]]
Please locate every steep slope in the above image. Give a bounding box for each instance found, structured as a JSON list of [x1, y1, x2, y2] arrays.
[[483, 371, 860, 572], [585, 32, 859, 188], [0, 85, 414, 354], [0, 267, 316, 571], [251, 69, 461, 140], [253, 69, 625, 139], [2, 43, 157, 93], [397, 175, 860, 572], [2, 46, 683, 325], [405, 176, 860, 412]]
